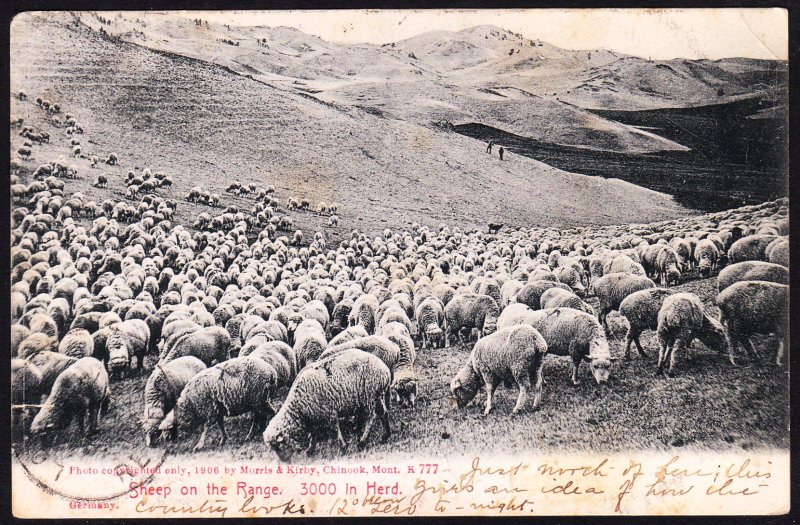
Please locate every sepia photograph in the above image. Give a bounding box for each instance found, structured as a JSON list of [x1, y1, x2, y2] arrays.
[[8, 7, 790, 518]]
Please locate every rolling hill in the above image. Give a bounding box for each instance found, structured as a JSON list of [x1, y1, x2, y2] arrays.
[[11, 12, 694, 235]]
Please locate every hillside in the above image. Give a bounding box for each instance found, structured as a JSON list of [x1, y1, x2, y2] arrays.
[[71, 12, 786, 157], [10, 12, 690, 236]]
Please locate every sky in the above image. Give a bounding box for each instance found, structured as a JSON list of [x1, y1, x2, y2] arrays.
[[171, 8, 788, 60]]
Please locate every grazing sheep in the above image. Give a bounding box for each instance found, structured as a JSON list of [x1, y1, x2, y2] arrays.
[[728, 235, 778, 263], [694, 239, 721, 278], [379, 322, 418, 407], [142, 356, 207, 447], [717, 281, 789, 365], [240, 341, 297, 387], [328, 325, 368, 347], [488, 222, 503, 234], [656, 247, 681, 286], [321, 336, 401, 375], [348, 294, 379, 334], [604, 254, 646, 276], [523, 308, 614, 385], [444, 293, 500, 346], [618, 288, 676, 358], [717, 261, 789, 293], [264, 349, 391, 459], [30, 357, 110, 440], [17, 146, 31, 160], [26, 351, 78, 397], [106, 153, 118, 165], [58, 328, 95, 359], [293, 319, 328, 368], [592, 273, 656, 332], [19, 333, 58, 358], [415, 296, 445, 349], [765, 237, 788, 267], [328, 214, 339, 227], [540, 287, 594, 315], [160, 326, 231, 366], [11, 324, 31, 356], [11, 359, 43, 438], [515, 280, 570, 310], [160, 356, 278, 451], [451, 324, 546, 415], [656, 293, 728, 376]]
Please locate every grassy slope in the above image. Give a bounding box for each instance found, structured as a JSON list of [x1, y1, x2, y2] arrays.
[[10, 13, 689, 238]]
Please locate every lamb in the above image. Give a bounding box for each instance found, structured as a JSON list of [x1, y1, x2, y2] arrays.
[[58, 328, 95, 359], [694, 239, 721, 278], [415, 296, 445, 349], [717, 261, 789, 292], [30, 357, 110, 440], [716, 281, 789, 365], [263, 349, 391, 460], [450, 324, 546, 415], [293, 319, 328, 368], [160, 326, 231, 366], [655, 247, 681, 286], [656, 293, 728, 376], [26, 351, 78, 397], [514, 280, 570, 310], [540, 287, 594, 315], [523, 308, 615, 385], [159, 356, 278, 451], [618, 288, 676, 358], [728, 235, 778, 263], [591, 273, 656, 332], [142, 356, 207, 447], [11, 359, 43, 438], [444, 293, 500, 346]]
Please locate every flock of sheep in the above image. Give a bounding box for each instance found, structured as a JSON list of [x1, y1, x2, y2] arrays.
[[10, 92, 790, 460]]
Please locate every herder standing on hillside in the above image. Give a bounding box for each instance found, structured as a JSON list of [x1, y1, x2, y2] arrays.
[[486, 140, 494, 153], [499, 146, 505, 160]]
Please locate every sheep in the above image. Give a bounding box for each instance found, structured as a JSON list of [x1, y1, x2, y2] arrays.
[[348, 294, 378, 334], [514, 280, 570, 310], [58, 328, 95, 359], [765, 237, 788, 267], [320, 336, 401, 376], [618, 288, 676, 358], [328, 214, 339, 227], [540, 287, 594, 315], [30, 357, 110, 441], [17, 146, 31, 160], [11, 359, 43, 438], [451, 324, 546, 415], [694, 239, 721, 278], [26, 351, 78, 397], [19, 333, 58, 358], [415, 296, 444, 349], [591, 273, 656, 332], [160, 326, 231, 366], [604, 254, 646, 276], [328, 325, 369, 347], [443, 293, 500, 346], [655, 247, 681, 286], [669, 238, 692, 270], [239, 340, 297, 386], [299, 198, 311, 210], [717, 261, 789, 293], [522, 308, 614, 385], [728, 235, 778, 263], [263, 349, 391, 459], [656, 293, 728, 376], [378, 322, 418, 407], [293, 319, 328, 368], [159, 356, 278, 451], [106, 319, 151, 379], [717, 281, 789, 365], [11, 324, 31, 356], [142, 356, 207, 447]]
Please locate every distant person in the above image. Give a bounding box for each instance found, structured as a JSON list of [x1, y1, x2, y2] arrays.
[[486, 140, 494, 153], [499, 146, 505, 160]]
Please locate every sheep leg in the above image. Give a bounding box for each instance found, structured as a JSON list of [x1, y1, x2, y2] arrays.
[[482, 374, 498, 415], [335, 419, 348, 451], [377, 393, 391, 443], [724, 330, 738, 366], [512, 374, 531, 415], [356, 408, 378, 450], [667, 338, 682, 377], [633, 333, 648, 357], [531, 361, 544, 411], [741, 336, 761, 363], [657, 334, 670, 376], [193, 422, 209, 452], [623, 327, 636, 359], [776, 338, 785, 366], [216, 413, 228, 448]]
